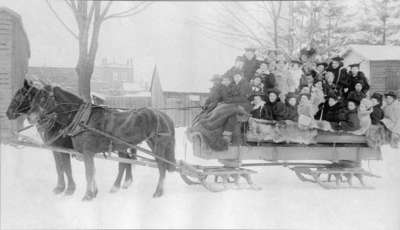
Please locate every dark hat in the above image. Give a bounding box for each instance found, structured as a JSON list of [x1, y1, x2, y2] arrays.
[[349, 63, 361, 68], [384, 91, 398, 99], [267, 88, 281, 96], [244, 47, 256, 52], [316, 62, 328, 68], [286, 92, 297, 100], [331, 56, 343, 62], [371, 92, 383, 103], [325, 92, 338, 100], [235, 56, 244, 62], [347, 97, 360, 106]]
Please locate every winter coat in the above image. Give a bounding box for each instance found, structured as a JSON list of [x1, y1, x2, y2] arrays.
[[264, 98, 286, 121], [370, 104, 384, 125], [224, 79, 252, 112], [330, 108, 360, 132], [348, 71, 370, 94], [381, 100, 400, 135], [284, 103, 298, 121], [203, 84, 222, 112], [346, 90, 366, 104], [322, 81, 338, 96], [351, 107, 372, 135], [298, 101, 316, 119], [250, 103, 267, 119], [262, 73, 276, 92], [314, 101, 345, 122], [326, 64, 349, 91], [242, 56, 260, 81]]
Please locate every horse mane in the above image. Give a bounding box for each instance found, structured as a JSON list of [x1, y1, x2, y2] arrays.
[[51, 85, 85, 104]]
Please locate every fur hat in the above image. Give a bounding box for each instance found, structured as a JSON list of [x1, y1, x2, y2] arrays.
[[267, 88, 281, 96], [371, 92, 383, 104], [384, 91, 398, 99], [347, 97, 360, 106]]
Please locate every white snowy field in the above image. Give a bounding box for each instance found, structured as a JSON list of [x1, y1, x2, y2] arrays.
[[1, 127, 400, 230]]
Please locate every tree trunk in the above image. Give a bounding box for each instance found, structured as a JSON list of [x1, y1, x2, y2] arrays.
[[273, 19, 278, 49], [382, 18, 386, 45], [76, 62, 93, 102]]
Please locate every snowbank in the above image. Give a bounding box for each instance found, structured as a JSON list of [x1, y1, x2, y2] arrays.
[[1, 127, 399, 229]]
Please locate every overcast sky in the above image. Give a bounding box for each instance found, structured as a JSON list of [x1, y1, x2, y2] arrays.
[[1, 0, 248, 92]]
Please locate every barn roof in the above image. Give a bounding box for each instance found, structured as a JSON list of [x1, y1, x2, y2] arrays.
[[0, 7, 30, 58], [343, 44, 400, 61]]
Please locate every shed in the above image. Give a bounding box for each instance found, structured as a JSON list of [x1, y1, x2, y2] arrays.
[[342, 44, 400, 93], [0, 8, 30, 139]]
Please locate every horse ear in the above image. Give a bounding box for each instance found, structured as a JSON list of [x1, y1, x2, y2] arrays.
[[23, 79, 32, 88]]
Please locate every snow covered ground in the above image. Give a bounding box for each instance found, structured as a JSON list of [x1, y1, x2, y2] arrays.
[[1, 127, 399, 229]]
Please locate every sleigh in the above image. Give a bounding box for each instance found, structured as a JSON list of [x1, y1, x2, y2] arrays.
[[182, 118, 382, 192]]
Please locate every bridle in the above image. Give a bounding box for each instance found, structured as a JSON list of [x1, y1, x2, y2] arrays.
[[12, 86, 36, 116]]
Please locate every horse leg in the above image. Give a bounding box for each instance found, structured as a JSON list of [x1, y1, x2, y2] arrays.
[[153, 161, 166, 198], [82, 154, 97, 201], [122, 149, 135, 189], [110, 151, 126, 193], [62, 153, 76, 195], [52, 152, 65, 194]]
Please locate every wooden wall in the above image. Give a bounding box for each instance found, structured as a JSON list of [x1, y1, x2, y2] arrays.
[[0, 8, 30, 139], [163, 92, 208, 127], [370, 61, 400, 93]]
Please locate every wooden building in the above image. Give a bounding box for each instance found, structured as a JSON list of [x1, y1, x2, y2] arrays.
[[0, 8, 30, 139], [343, 44, 400, 94]]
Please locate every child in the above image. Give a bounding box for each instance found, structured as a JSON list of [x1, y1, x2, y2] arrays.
[[370, 92, 384, 125], [330, 99, 361, 132], [250, 94, 266, 119], [284, 92, 298, 121]]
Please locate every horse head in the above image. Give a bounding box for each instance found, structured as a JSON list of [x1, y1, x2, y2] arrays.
[[6, 79, 40, 120]]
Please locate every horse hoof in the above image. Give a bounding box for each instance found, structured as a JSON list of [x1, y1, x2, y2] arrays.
[[110, 185, 120, 193], [53, 186, 65, 195], [64, 186, 76, 196], [152, 190, 163, 198], [122, 179, 132, 189], [82, 193, 94, 201]]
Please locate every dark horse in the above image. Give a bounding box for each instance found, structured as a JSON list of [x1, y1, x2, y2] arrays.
[[6, 80, 76, 195], [7, 80, 176, 200]]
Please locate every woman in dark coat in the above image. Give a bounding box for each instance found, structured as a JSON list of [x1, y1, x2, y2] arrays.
[[284, 92, 298, 121], [330, 99, 361, 132], [314, 93, 345, 122], [370, 92, 384, 125], [264, 88, 286, 121]]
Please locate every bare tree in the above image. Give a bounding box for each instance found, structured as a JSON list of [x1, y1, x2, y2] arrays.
[[45, 0, 151, 101], [188, 2, 288, 54]]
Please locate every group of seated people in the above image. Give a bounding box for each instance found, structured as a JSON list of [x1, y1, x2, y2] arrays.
[[202, 47, 400, 148]]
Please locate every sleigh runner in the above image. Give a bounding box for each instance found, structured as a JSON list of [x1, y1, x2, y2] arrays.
[[185, 117, 382, 191]]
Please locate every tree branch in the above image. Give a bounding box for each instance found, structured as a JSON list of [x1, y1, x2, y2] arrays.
[[103, 2, 152, 21], [46, 0, 78, 39]]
